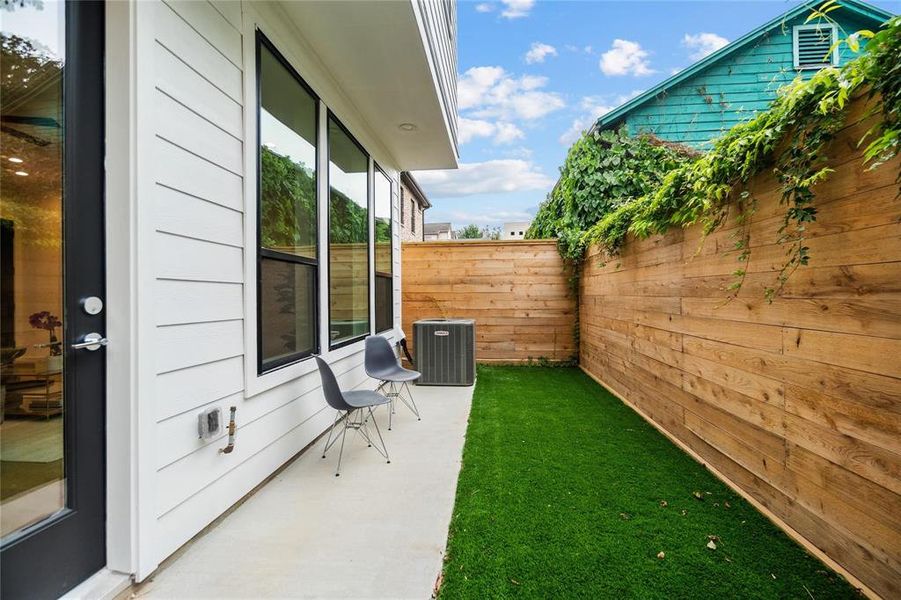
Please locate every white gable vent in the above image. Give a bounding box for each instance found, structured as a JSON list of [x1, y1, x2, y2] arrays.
[[793, 24, 839, 69]]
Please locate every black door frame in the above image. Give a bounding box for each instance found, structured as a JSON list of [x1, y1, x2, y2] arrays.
[[1, 2, 107, 598]]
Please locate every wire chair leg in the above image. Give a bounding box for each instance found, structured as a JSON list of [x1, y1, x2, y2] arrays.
[[397, 380, 421, 420], [368, 407, 390, 463], [334, 409, 352, 477], [321, 410, 341, 458], [385, 381, 397, 430]]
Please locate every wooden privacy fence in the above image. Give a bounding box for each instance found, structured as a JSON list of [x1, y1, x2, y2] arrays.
[[580, 101, 900, 597], [401, 240, 576, 362]]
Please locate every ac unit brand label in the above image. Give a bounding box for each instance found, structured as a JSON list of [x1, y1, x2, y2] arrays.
[[434, 330, 450, 336]]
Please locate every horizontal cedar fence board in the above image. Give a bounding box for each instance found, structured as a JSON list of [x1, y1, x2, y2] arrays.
[[580, 95, 900, 599], [402, 240, 576, 362]]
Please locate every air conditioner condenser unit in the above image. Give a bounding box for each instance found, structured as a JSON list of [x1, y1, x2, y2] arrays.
[[413, 319, 475, 386]]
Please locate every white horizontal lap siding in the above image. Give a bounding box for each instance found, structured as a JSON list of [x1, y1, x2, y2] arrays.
[[154, 353, 372, 561], [143, 0, 389, 573], [417, 0, 457, 146], [147, 0, 255, 570]]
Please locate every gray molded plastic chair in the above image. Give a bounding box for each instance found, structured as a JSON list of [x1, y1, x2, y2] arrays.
[[315, 356, 390, 476], [364, 336, 421, 430]]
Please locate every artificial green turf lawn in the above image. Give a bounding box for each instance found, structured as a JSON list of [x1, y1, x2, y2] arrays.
[[439, 366, 858, 599]]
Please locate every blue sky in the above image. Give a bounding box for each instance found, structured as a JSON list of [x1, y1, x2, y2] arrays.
[[414, 0, 898, 231]]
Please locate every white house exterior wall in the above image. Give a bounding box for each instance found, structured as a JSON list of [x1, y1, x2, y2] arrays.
[[116, 0, 412, 578]]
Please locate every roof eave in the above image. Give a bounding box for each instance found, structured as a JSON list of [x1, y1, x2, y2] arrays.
[[401, 171, 432, 209]]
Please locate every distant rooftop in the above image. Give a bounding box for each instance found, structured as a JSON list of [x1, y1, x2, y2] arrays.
[[424, 222, 452, 235]]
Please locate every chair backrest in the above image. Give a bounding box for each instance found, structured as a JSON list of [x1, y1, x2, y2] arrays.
[[365, 335, 400, 376], [315, 356, 353, 411]]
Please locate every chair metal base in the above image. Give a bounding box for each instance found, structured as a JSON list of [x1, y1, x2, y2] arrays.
[[320, 406, 390, 476], [380, 380, 420, 430]]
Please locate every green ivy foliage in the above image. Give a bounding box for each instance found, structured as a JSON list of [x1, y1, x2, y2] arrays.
[[260, 147, 317, 252], [856, 15, 900, 170], [261, 147, 375, 249], [527, 128, 697, 262], [533, 16, 899, 301]]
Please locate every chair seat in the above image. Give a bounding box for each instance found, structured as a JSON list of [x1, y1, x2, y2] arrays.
[[370, 366, 421, 383], [343, 389, 391, 408]]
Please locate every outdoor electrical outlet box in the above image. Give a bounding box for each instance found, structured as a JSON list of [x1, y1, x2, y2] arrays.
[[198, 407, 222, 439]]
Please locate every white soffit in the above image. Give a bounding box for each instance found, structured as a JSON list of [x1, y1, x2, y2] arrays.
[[281, 1, 458, 171]]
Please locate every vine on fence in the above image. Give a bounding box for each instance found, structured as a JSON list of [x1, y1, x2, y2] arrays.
[[529, 16, 900, 302]]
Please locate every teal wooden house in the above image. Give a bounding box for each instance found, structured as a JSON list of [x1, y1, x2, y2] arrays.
[[595, 0, 894, 148]]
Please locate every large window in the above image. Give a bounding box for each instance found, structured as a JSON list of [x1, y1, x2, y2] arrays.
[[374, 167, 393, 333], [257, 34, 319, 372], [328, 115, 370, 348]]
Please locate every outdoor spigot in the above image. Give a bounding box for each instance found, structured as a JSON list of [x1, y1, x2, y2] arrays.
[[219, 406, 237, 454]]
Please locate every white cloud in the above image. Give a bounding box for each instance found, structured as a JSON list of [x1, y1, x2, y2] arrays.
[[494, 122, 526, 144], [559, 102, 614, 145], [599, 39, 654, 76], [559, 91, 644, 145], [500, 0, 534, 19], [565, 44, 593, 55], [458, 66, 565, 121], [414, 160, 555, 197], [682, 32, 728, 60], [457, 117, 496, 144], [457, 66, 506, 110], [457, 117, 524, 145], [447, 209, 535, 226], [525, 42, 557, 64], [475, 3, 493, 13]]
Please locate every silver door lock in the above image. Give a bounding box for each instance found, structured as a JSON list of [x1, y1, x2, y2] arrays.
[[83, 296, 103, 315], [71, 332, 109, 351]]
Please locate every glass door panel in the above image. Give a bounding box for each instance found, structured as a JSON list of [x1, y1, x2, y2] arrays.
[[0, 0, 66, 541]]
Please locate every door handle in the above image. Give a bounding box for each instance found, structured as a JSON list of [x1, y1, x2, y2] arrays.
[[71, 332, 109, 351]]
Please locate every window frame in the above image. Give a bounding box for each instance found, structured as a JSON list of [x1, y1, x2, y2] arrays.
[[326, 109, 372, 351], [373, 162, 394, 334], [792, 23, 839, 70], [255, 31, 321, 374]]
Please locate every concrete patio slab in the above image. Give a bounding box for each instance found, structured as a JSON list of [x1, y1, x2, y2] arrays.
[[130, 383, 473, 599]]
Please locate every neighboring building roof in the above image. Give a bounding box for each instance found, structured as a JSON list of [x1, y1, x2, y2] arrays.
[[595, 0, 893, 134], [423, 222, 452, 235], [401, 171, 432, 209]]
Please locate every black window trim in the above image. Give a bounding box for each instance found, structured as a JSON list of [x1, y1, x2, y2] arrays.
[[326, 109, 372, 351], [256, 30, 321, 374], [373, 162, 394, 334]]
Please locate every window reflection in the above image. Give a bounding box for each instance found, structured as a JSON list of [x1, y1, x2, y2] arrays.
[[257, 37, 319, 370], [328, 116, 369, 346], [374, 169, 392, 333], [1, 0, 67, 539]]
